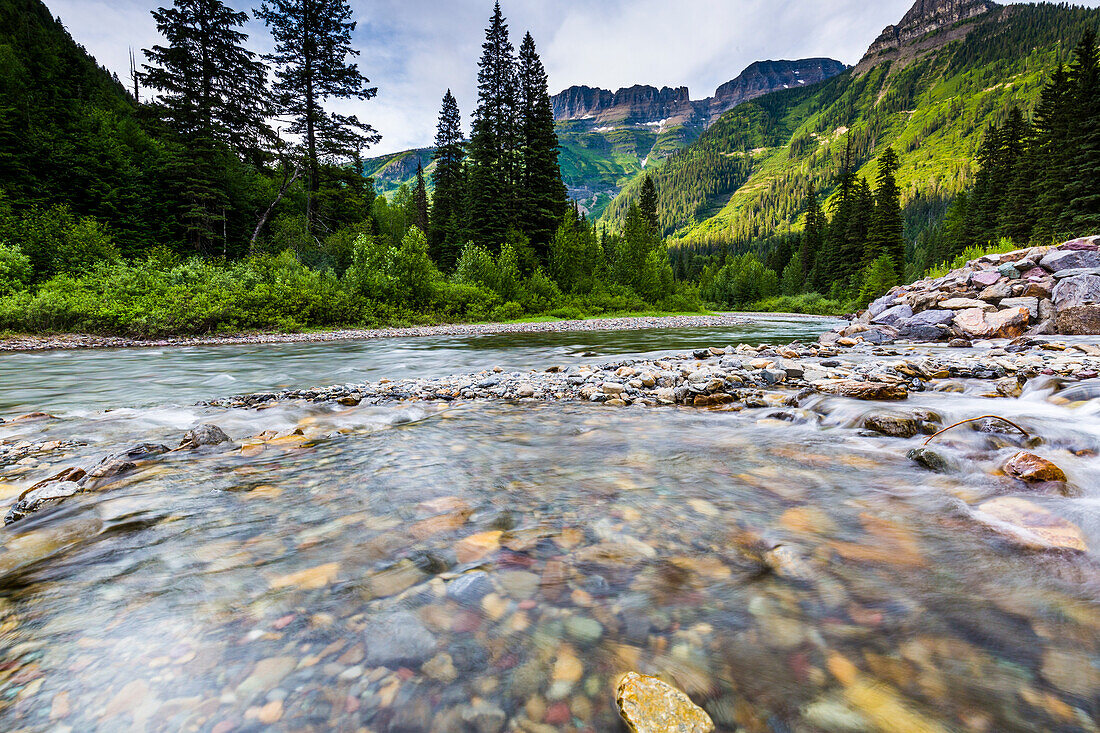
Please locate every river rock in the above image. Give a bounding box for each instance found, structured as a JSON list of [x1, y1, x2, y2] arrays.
[[179, 424, 230, 449], [871, 304, 912, 327], [446, 571, 494, 606], [4, 468, 87, 524], [1001, 452, 1067, 483], [970, 270, 1002, 287], [998, 297, 1039, 319], [987, 307, 1030, 338], [954, 308, 993, 339], [1040, 249, 1100, 273], [818, 380, 907, 401], [615, 672, 714, 733], [940, 298, 996, 312], [862, 412, 923, 438], [975, 497, 1087, 552], [907, 447, 954, 473], [363, 611, 437, 668]]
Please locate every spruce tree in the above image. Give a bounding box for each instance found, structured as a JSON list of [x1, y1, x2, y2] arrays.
[[845, 177, 874, 279], [257, 0, 380, 229], [799, 184, 824, 288], [143, 0, 270, 253], [516, 32, 566, 261], [430, 90, 466, 271], [867, 147, 904, 274], [467, 2, 518, 250], [413, 160, 430, 239], [1063, 29, 1100, 233], [639, 175, 660, 234], [1031, 65, 1073, 238]]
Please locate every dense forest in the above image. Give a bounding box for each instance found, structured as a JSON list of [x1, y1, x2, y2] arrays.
[[1, 0, 1098, 335], [0, 0, 694, 336]]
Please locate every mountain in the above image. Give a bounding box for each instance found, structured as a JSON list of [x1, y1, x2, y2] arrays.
[[600, 0, 1100, 268], [552, 59, 848, 127], [363, 58, 846, 217]]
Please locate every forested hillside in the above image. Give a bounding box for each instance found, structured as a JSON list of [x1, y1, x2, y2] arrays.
[[603, 2, 1100, 283]]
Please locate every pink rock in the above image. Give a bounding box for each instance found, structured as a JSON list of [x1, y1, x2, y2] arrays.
[[1023, 267, 1047, 280], [954, 308, 992, 339], [970, 270, 1002, 287]]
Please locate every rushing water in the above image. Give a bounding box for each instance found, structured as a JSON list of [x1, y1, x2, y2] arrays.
[[0, 318, 1098, 732]]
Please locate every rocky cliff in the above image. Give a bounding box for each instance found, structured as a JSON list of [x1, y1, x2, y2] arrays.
[[551, 58, 847, 127], [825, 236, 1100, 346], [857, 0, 999, 71]]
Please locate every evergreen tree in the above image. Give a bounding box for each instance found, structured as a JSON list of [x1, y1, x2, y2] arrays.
[[639, 175, 660, 234], [818, 138, 855, 291], [1063, 29, 1100, 232], [1031, 65, 1073, 238], [430, 90, 466, 271], [413, 160, 430, 239], [867, 147, 904, 273], [257, 0, 380, 229], [467, 2, 518, 249], [143, 0, 270, 253], [516, 32, 566, 261], [845, 177, 874, 279], [799, 184, 824, 287]]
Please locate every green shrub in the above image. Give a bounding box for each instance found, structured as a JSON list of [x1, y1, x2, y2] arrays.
[[490, 301, 525, 322], [0, 243, 31, 295]]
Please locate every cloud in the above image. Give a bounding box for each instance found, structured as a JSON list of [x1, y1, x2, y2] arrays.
[[44, 0, 1100, 155]]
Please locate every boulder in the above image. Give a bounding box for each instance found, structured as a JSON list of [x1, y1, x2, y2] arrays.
[[998, 297, 1039, 319], [616, 672, 715, 733], [1002, 452, 1067, 483], [969, 270, 1002, 287], [940, 298, 996, 312], [179, 424, 230, 449], [997, 263, 1021, 279], [817, 380, 908, 401], [871, 304, 912, 327], [1023, 281, 1052, 299], [1056, 307, 1100, 335], [1052, 267, 1100, 280], [1040, 249, 1100, 273], [987, 307, 1031, 339], [979, 281, 1013, 301], [954, 308, 992, 339], [1052, 274, 1100, 308], [867, 293, 899, 318]]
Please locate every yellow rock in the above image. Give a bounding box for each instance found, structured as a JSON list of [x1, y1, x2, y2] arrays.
[[552, 648, 584, 683], [257, 699, 283, 724], [615, 671, 714, 733], [827, 653, 947, 733], [454, 530, 503, 563], [269, 562, 339, 590], [976, 497, 1087, 552]]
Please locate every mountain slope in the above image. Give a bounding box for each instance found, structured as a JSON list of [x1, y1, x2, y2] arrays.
[[362, 58, 846, 218], [600, 0, 1100, 257]]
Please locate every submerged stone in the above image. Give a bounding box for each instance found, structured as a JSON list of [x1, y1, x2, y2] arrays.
[[364, 611, 437, 668], [615, 672, 714, 733], [1001, 451, 1067, 484], [178, 424, 230, 449], [975, 497, 1087, 552]]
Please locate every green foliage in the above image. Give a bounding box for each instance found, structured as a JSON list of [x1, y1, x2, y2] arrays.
[[750, 293, 848, 316], [857, 254, 899, 307], [0, 243, 31, 295], [701, 253, 779, 309], [925, 238, 1018, 279], [17, 205, 119, 281]]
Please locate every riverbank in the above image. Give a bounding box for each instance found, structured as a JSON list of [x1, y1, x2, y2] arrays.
[[0, 313, 803, 352]]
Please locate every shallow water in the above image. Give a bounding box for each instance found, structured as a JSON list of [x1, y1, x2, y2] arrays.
[[0, 315, 841, 416], [0, 319, 1098, 732]]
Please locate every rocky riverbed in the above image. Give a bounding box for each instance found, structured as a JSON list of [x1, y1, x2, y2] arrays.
[[0, 314, 770, 352]]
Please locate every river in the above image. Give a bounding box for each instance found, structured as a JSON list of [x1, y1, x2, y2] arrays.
[[0, 315, 1097, 732]]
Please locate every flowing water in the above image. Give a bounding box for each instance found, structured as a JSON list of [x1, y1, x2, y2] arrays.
[[0, 317, 1098, 732]]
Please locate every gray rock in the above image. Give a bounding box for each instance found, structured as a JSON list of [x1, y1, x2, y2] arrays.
[[1053, 274, 1100, 309], [5, 480, 84, 525], [179, 424, 230, 449], [998, 297, 1039, 319], [867, 294, 898, 318], [446, 571, 494, 605], [1040, 249, 1100, 273], [908, 448, 954, 473], [364, 611, 437, 668], [1052, 267, 1100, 280], [905, 309, 955, 327], [459, 700, 506, 733], [871, 304, 913, 327]]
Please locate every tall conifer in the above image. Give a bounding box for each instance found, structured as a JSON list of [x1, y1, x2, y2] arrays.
[[516, 32, 566, 261], [1063, 30, 1100, 232], [639, 175, 660, 234], [799, 184, 824, 286], [467, 2, 518, 250], [430, 90, 466, 270], [413, 160, 430, 238], [867, 147, 904, 273], [257, 0, 379, 230]]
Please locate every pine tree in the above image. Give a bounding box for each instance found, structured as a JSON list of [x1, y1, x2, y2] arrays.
[[1063, 29, 1100, 233], [639, 175, 660, 234], [467, 2, 518, 250], [845, 177, 874, 279], [1031, 65, 1073, 238], [143, 0, 270, 253], [430, 90, 466, 271], [516, 32, 566, 261], [799, 184, 824, 288], [866, 147, 903, 274], [413, 160, 430, 239], [257, 0, 380, 230]]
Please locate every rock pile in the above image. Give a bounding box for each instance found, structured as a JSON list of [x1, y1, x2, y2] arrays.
[[827, 236, 1100, 345]]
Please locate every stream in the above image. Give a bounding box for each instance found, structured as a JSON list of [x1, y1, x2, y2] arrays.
[[0, 315, 1097, 732]]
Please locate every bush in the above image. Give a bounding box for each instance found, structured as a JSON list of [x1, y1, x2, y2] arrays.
[[0, 243, 31, 296], [750, 293, 849, 316], [17, 205, 118, 280], [489, 301, 525, 322]]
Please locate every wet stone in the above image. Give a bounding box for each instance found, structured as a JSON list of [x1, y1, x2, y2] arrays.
[[616, 672, 715, 733], [363, 611, 437, 668], [178, 424, 230, 450], [446, 571, 495, 606]]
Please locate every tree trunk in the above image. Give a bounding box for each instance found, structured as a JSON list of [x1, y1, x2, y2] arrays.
[[250, 164, 303, 254]]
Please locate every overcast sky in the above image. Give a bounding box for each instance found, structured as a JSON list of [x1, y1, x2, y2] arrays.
[[46, 0, 1100, 156]]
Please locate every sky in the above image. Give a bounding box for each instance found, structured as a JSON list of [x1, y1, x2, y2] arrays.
[[46, 0, 1100, 156]]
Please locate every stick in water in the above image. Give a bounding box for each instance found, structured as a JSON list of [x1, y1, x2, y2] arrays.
[[923, 415, 1030, 445]]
